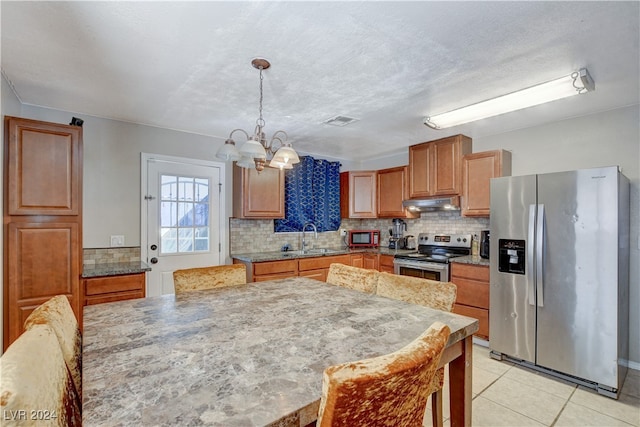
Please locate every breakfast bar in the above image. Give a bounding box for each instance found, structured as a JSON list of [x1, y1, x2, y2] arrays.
[[82, 277, 478, 426]]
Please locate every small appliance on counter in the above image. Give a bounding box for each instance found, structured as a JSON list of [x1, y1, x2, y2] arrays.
[[480, 230, 490, 259], [388, 234, 399, 249], [388, 218, 407, 249], [347, 229, 380, 248], [405, 235, 416, 250]]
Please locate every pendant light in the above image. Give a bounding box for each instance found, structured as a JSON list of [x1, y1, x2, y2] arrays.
[[215, 58, 300, 172]]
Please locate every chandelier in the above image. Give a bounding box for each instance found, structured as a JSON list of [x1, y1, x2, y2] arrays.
[[215, 58, 300, 172]]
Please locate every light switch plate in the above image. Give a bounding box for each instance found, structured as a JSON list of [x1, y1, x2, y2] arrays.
[[110, 235, 125, 247]]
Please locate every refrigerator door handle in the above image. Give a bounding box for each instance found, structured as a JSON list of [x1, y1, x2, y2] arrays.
[[536, 204, 545, 307], [528, 204, 537, 306]]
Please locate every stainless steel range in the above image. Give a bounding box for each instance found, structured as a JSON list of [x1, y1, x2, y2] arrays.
[[393, 233, 471, 281]]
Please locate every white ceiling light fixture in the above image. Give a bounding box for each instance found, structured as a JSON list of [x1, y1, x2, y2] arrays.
[[216, 58, 299, 172], [424, 68, 595, 130]]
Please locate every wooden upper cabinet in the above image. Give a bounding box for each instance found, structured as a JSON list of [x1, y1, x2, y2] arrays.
[[233, 165, 285, 218], [408, 142, 432, 198], [462, 150, 512, 217], [6, 116, 82, 215], [377, 166, 418, 219], [340, 171, 377, 218], [409, 134, 472, 198]]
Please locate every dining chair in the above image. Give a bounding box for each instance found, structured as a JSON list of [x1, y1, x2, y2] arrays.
[[376, 272, 457, 312], [325, 263, 378, 294], [317, 321, 450, 427], [173, 264, 247, 294], [24, 294, 82, 399], [376, 272, 457, 427], [0, 323, 82, 426]]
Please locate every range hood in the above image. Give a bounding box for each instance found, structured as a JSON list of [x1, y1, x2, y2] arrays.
[[402, 196, 460, 212]]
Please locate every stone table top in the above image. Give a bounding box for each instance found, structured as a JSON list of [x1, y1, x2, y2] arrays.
[[82, 277, 478, 426]]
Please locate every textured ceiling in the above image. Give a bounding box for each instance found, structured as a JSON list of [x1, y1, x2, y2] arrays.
[[2, 1, 638, 162]]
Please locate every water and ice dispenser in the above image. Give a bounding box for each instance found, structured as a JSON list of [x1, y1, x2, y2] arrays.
[[498, 239, 526, 274]]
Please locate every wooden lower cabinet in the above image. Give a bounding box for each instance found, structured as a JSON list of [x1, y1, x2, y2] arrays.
[[5, 220, 82, 348], [350, 253, 379, 270], [350, 254, 363, 267], [83, 273, 146, 306], [450, 262, 490, 339], [236, 254, 354, 283], [379, 254, 395, 273], [299, 255, 351, 282], [298, 269, 327, 282], [363, 253, 378, 270], [251, 259, 299, 282]]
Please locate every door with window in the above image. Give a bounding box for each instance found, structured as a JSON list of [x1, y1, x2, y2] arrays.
[[142, 154, 224, 296]]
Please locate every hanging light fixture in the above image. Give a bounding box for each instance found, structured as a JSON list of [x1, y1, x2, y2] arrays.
[[423, 68, 595, 129], [215, 58, 300, 172]]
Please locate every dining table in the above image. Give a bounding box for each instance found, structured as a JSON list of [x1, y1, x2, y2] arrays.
[[82, 276, 478, 426]]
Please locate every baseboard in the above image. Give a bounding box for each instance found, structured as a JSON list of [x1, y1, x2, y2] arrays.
[[472, 336, 489, 347], [478, 338, 639, 371], [624, 359, 640, 371]]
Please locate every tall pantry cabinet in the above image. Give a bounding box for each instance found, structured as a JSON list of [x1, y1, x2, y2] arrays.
[[3, 117, 83, 350]]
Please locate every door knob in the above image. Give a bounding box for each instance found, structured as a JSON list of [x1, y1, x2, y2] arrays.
[[150, 244, 158, 251], [150, 257, 158, 264]]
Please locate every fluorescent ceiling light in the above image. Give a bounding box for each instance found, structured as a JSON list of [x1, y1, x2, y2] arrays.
[[424, 68, 595, 129]]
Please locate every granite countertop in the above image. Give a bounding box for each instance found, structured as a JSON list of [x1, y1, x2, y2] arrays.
[[81, 261, 152, 278], [232, 247, 416, 263], [82, 277, 478, 426], [451, 255, 491, 267]]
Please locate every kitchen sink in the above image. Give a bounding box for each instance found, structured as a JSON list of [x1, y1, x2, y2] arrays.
[[281, 248, 343, 256], [303, 248, 342, 254]]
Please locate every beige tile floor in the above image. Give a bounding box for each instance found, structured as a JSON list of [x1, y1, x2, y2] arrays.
[[423, 343, 640, 427]]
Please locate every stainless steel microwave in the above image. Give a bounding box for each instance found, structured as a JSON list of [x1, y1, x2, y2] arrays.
[[348, 230, 380, 248]]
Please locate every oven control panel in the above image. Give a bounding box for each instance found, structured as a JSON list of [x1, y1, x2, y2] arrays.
[[417, 233, 471, 248]]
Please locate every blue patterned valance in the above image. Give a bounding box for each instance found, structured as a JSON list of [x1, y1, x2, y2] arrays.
[[275, 156, 341, 232]]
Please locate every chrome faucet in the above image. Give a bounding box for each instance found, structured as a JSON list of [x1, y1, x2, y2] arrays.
[[301, 222, 318, 252]]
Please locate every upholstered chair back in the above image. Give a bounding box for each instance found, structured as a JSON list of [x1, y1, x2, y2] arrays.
[[376, 272, 457, 312], [173, 264, 247, 294], [375, 272, 458, 427], [317, 321, 450, 427], [24, 295, 82, 399], [0, 324, 82, 426], [325, 263, 378, 294]]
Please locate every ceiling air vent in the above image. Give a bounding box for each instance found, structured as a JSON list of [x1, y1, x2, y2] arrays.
[[323, 115, 359, 126]]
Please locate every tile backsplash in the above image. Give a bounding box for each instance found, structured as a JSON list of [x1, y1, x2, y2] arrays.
[[230, 212, 489, 254], [83, 247, 141, 266]]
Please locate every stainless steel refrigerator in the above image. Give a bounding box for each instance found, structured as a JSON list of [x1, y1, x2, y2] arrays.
[[489, 166, 629, 398]]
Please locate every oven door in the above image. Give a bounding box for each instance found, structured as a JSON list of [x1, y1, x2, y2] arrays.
[[393, 259, 449, 282]]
